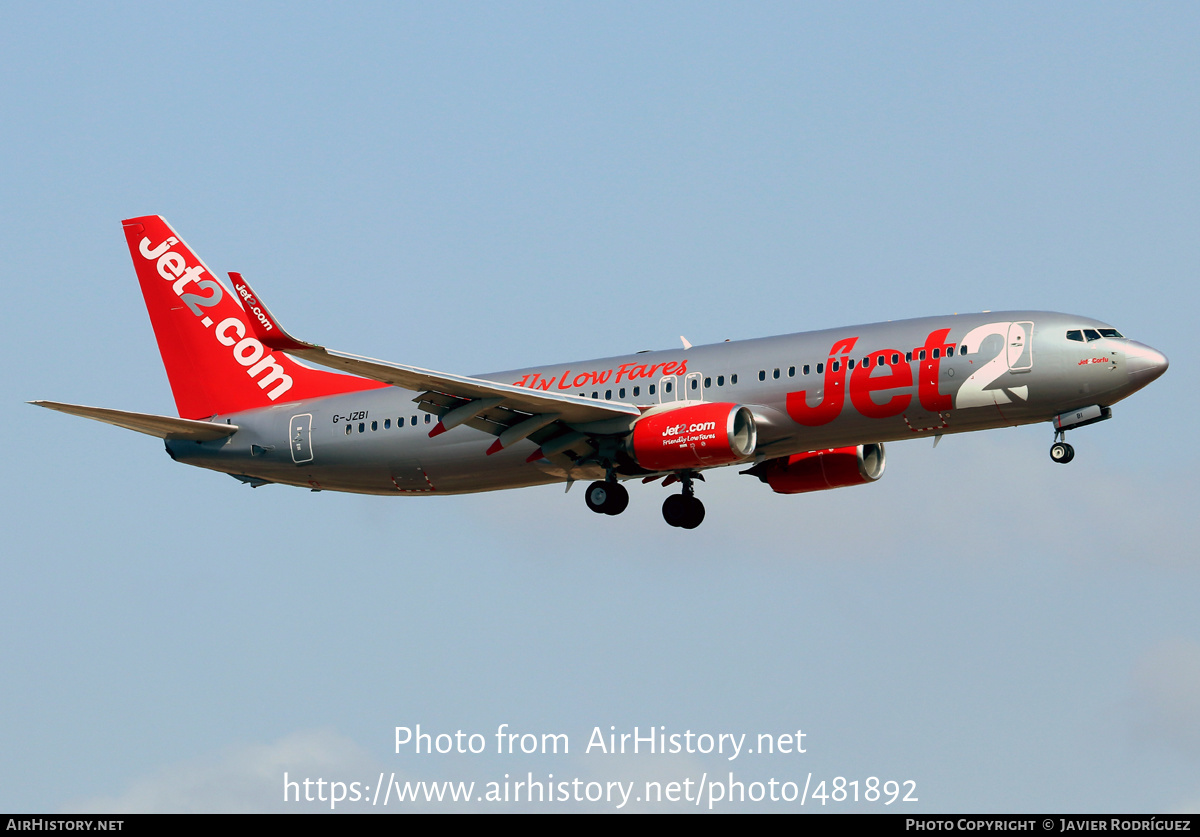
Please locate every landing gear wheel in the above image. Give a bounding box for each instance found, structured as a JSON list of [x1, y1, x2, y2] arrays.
[[1050, 442, 1075, 464], [585, 481, 610, 513], [662, 494, 685, 527], [679, 495, 705, 529], [603, 481, 629, 515], [585, 480, 629, 515], [662, 494, 705, 528]]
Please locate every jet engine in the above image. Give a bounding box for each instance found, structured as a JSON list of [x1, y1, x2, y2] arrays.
[[743, 443, 886, 494], [629, 402, 757, 472]]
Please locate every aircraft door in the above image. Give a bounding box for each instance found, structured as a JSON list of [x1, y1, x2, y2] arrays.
[[289, 413, 314, 464], [684, 372, 703, 400], [1007, 321, 1033, 372], [658, 376, 678, 404]]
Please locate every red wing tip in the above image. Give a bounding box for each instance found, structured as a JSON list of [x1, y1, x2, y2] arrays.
[[485, 439, 504, 456], [428, 422, 447, 438], [525, 448, 545, 463]]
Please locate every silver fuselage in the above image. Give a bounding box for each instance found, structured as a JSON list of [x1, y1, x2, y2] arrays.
[[168, 311, 1167, 495]]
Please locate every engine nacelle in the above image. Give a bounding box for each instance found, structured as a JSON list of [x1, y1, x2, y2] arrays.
[[745, 443, 886, 494], [630, 402, 757, 472]]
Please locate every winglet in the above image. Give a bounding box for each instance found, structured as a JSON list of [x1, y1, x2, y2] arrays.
[[228, 272, 315, 353]]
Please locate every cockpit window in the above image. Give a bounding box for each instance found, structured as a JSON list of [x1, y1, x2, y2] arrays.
[[1098, 328, 1124, 339], [1084, 329, 1102, 341], [1066, 330, 1083, 342]]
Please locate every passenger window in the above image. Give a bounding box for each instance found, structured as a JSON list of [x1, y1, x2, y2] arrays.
[[847, 359, 854, 369], [358, 422, 365, 433], [803, 364, 810, 375], [717, 376, 724, 386], [918, 350, 926, 361], [345, 424, 352, 436], [772, 368, 780, 379], [816, 363, 824, 374], [425, 414, 431, 424], [633, 386, 640, 397], [759, 370, 766, 381], [665, 381, 673, 393], [605, 390, 612, 399], [906, 352, 913, 362], [371, 420, 378, 431], [592, 391, 599, 399], [411, 416, 418, 426], [947, 346, 954, 357], [862, 356, 870, 368], [619, 388, 626, 398], [788, 366, 795, 377], [832, 361, 840, 372], [384, 419, 391, 429], [731, 374, 738, 384], [891, 353, 898, 364], [932, 349, 940, 359], [1084, 329, 1102, 341], [702, 377, 710, 388]]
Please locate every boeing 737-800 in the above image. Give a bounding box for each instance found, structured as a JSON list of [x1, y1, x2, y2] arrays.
[[34, 215, 1169, 529]]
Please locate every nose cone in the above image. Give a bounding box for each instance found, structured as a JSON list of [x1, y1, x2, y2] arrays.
[[1125, 341, 1169, 384]]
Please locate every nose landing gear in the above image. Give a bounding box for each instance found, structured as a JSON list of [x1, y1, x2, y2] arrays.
[[1050, 430, 1075, 464]]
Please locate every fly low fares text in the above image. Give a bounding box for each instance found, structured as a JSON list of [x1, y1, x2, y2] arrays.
[[280, 724, 920, 810]]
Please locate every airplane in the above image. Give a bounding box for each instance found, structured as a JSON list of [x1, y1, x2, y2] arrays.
[[33, 215, 1169, 529]]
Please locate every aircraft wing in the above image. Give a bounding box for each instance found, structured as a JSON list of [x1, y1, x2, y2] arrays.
[[31, 401, 239, 441], [230, 273, 641, 429]]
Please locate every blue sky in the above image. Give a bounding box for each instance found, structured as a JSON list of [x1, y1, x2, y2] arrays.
[[2, 2, 1197, 812]]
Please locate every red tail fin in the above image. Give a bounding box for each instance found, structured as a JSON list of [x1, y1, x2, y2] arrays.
[[122, 215, 385, 418]]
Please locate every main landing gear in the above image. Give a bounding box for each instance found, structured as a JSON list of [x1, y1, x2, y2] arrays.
[[1050, 430, 1075, 464], [662, 472, 705, 530], [585, 478, 629, 516], [583, 465, 706, 528]]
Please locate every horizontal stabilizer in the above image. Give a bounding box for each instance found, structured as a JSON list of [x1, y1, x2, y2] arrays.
[[30, 401, 239, 441]]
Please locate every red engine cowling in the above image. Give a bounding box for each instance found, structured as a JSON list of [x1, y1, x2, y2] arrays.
[[745, 444, 886, 494], [630, 403, 757, 472]]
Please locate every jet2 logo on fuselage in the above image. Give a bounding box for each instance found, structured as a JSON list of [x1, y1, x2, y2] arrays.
[[785, 330, 956, 427], [783, 325, 1033, 426]]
